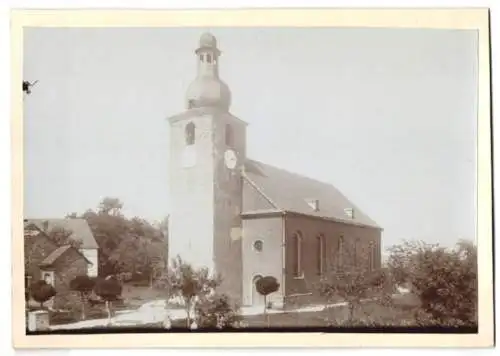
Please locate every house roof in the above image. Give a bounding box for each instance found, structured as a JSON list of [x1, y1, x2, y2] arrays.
[[242, 159, 381, 229], [39, 244, 92, 267], [24, 218, 99, 249]]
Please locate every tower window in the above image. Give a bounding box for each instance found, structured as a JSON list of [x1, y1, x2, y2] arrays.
[[292, 231, 303, 278], [185, 122, 195, 145], [206, 53, 212, 63], [225, 124, 234, 147], [199, 54, 204, 62]]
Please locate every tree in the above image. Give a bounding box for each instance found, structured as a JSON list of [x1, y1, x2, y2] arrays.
[[255, 276, 280, 311], [77, 198, 167, 279], [94, 276, 123, 325], [255, 276, 280, 327], [317, 268, 389, 325], [387, 239, 477, 327], [315, 237, 391, 326], [70, 275, 96, 320], [46, 227, 82, 249], [160, 255, 221, 328], [98, 197, 124, 216], [30, 280, 56, 309]]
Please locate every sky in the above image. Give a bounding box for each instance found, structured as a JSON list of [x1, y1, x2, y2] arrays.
[[23, 27, 478, 250]]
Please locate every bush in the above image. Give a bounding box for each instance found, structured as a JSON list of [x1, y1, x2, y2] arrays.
[[387, 240, 477, 327], [195, 294, 241, 329], [30, 280, 56, 309]]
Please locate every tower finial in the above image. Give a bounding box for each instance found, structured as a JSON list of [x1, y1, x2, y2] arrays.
[[186, 32, 230, 111], [199, 32, 217, 49]]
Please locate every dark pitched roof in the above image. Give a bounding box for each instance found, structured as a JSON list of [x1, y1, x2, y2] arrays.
[[242, 159, 381, 229], [39, 245, 92, 267], [24, 218, 99, 249]]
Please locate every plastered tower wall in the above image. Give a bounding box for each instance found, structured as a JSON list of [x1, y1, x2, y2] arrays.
[[167, 33, 246, 303], [168, 114, 215, 270]]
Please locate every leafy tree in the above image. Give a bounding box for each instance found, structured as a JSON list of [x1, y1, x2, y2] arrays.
[[30, 280, 56, 309], [315, 237, 391, 325], [387, 239, 477, 326], [98, 197, 124, 216], [255, 276, 280, 327], [195, 293, 241, 329], [69, 275, 96, 320], [94, 276, 123, 325], [76, 198, 167, 279], [160, 255, 221, 328], [317, 268, 389, 324], [46, 226, 82, 249]]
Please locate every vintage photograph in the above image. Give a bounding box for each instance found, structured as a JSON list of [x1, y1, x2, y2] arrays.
[[14, 9, 492, 347]]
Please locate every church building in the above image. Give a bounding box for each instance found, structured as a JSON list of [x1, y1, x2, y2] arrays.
[[168, 33, 382, 308]]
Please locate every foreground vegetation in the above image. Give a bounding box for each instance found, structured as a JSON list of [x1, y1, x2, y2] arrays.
[[26, 197, 477, 330]]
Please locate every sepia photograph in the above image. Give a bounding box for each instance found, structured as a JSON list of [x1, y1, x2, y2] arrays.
[[11, 8, 493, 348]]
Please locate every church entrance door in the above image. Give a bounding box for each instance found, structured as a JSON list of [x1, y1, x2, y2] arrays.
[[251, 274, 265, 306]]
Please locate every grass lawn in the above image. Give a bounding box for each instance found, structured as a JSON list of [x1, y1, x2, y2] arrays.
[[244, 300, 418, 328], [73, 296, 421, 330]]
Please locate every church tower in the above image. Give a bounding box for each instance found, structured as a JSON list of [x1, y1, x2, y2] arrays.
[[167, 33, 246, 302]]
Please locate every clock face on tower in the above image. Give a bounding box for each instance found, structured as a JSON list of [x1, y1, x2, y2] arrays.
[[224, 149, 237, 169]]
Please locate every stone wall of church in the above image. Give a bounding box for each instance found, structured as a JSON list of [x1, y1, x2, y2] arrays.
[[283, 213, 382, 307], [241, 216, 284, 307], [212, 113, 247, 304]]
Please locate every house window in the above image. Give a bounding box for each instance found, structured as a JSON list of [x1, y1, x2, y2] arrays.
[[337, 236, 344, 271], [225, 124, 234, 147], [316, 234, 325, 275], [185, 122, 195, 145], [41, 271, 55, 287], [253, 240, 263, 252], [292, 232, 303, 278]]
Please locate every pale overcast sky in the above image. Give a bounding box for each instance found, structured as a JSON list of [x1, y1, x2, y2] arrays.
[[23, 27, 478, 250]]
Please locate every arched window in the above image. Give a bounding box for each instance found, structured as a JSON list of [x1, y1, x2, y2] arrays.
[[316, 234, 326, 275], [353, 239, 359, 267], [185, 122, 195, 145], [369, 241, 376, 271], [337, 235, 344, 271], [292, 232, 303, 278], [225, 124, 234, 147]]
